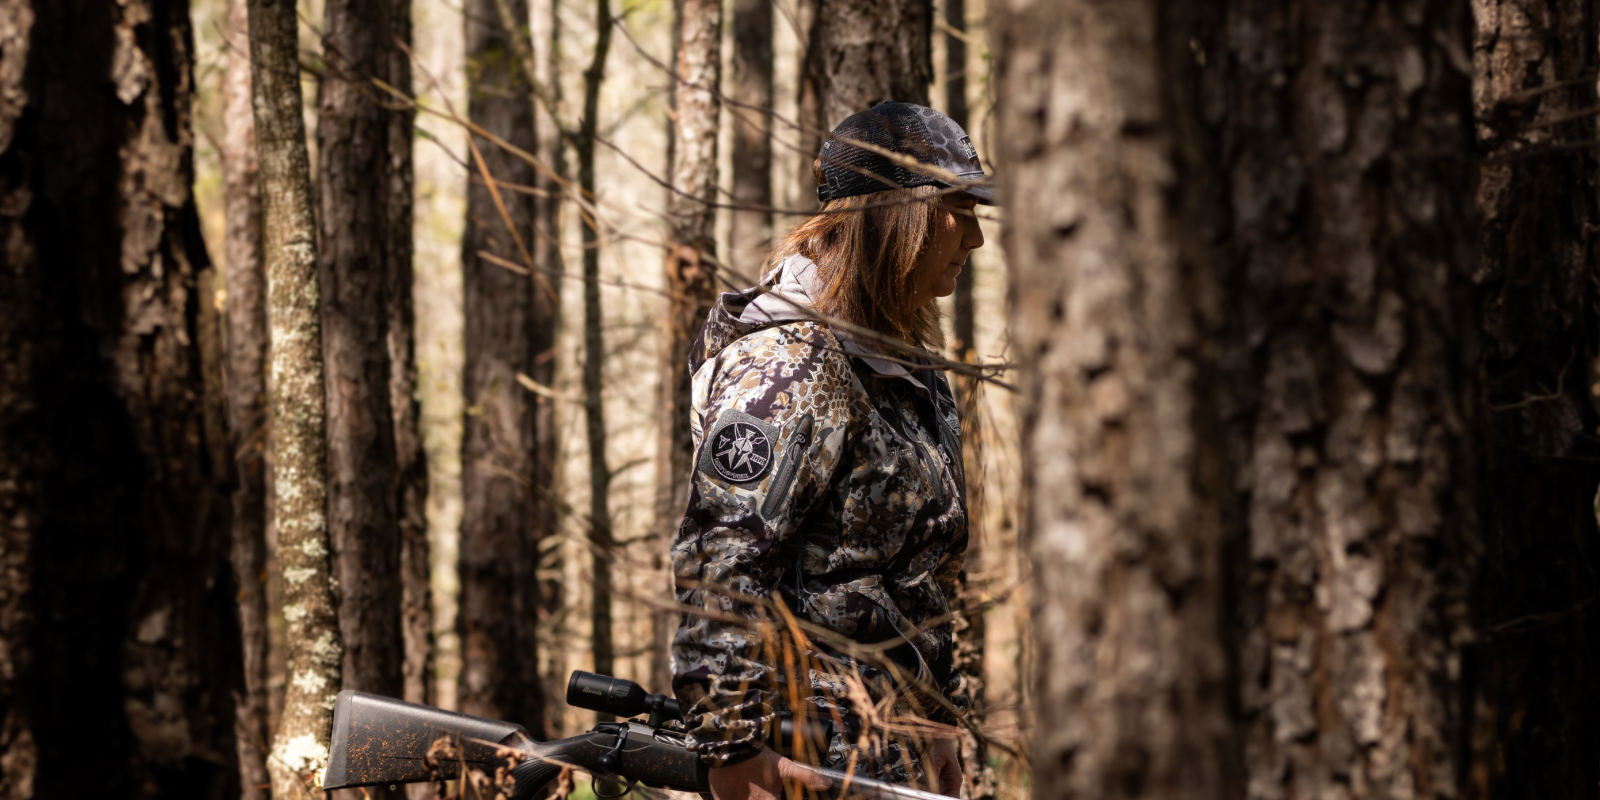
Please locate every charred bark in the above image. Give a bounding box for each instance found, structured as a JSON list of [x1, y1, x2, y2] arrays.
[[222, 0, 273, 793], [318, 0, 410, 706], [248, 0, 344, 791], [653, 0, 723, 697], [1472, 1, 1600, 797], [0, 0, 249, 797], [458, 0, 548, 734], [996, 1, 1480, 799]]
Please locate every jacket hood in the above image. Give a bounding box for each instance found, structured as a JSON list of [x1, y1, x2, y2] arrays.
[[687, 256, 929, 388]]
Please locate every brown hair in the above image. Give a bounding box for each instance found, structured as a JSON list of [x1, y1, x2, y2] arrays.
[[772, 184, 944, 351]]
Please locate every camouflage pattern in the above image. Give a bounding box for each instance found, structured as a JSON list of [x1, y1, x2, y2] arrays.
[[670, 257, 968, 783]]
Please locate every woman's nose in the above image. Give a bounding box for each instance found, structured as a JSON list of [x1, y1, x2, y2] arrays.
[[964, 214, 985, 250]]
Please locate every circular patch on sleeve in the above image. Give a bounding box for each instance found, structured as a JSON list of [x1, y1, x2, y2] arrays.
[[710, 421, 773, 482]]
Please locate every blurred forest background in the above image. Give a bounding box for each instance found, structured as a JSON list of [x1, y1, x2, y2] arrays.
[[7, 0, 1600, 800]]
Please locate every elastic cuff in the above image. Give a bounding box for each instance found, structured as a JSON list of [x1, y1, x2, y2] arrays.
[[710, 743, 766, 768]]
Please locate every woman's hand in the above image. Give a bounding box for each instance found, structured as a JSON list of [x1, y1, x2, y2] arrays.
[[708, 747, 832, 800], [925, 737, 963, 797]]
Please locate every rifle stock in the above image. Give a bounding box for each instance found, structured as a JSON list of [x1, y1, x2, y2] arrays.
[[324, 686, 956, 800]]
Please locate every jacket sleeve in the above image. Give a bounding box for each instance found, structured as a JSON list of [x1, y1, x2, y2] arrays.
[[669, 325, 855, 766]]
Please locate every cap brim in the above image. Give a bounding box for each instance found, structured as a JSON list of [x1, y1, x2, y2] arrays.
[[944, 175, 997, 205]]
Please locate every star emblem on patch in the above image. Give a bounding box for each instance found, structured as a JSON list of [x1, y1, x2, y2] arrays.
[[711, 421, 772, 482]]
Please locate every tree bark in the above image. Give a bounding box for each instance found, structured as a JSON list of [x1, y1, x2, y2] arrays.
[[0, 0, 249, 796], [578, 0, 615, 686], [940, 4, 991, 798], [318, 0, 409, 707], [534, 0, 567, 736], [798, 0, 931, 200], [995, 1, 1480, 799], [728, 0, 772, 278], [458, 0, 548, 734], [0, 3, 38, 796], [381, 0, 433, 713], [1472, 1, 1600, 797], [1220, 4, 1478, 797], [994, 3, 1238, 797], [222, 0, 273, 794], [248, 0, 344, 793], [653, 0, 723, 697]]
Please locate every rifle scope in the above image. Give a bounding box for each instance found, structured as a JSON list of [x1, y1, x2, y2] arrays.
[[566, 671, 682, 722]]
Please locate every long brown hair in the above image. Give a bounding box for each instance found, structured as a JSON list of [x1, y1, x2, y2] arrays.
[[772, 184, 944, 351]]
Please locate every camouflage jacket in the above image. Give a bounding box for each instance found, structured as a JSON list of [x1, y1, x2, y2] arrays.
[[670, 256, 968, 776]]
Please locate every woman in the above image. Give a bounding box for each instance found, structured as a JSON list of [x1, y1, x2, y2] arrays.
[[671, 102, 992, 800]]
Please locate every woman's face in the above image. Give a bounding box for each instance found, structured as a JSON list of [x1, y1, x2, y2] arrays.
[[907, 193, 985, 311]]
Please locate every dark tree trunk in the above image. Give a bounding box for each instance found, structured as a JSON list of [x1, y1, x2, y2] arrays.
[[458, 0, 549, 734], [248, 0, 344, 791], [0, 3, 39, 796], [533, 0, 567, 736], [1472, 2, 1600, 798], [798, 0, 931, 202], [578, 0, 615, 686], [995, 1, 1481, 799], [318, 0, 409, 705], [381, 0, 432, 712], [0, 0, 247, 797], [222, 0, 273, 794], [940, 4, 991, 798], [728, 0, 772, 279], [653, 0, 722, 697]]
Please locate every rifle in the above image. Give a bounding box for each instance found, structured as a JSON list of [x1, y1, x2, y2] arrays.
[[322, 670, 956, 800]]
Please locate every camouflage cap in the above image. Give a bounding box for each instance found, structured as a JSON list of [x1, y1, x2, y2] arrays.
[[815, 102, 995, 205]]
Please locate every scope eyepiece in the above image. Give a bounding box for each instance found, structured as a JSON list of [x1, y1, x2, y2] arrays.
[[566, 671, 682, 721]]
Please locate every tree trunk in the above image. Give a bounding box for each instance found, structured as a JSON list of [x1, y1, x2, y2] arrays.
[[458, 0, 548, 734], [798, 0, 931, 198], [728, 0, 772, 279], [993, 3, 1238, 796], [1472, 1, 1600, 797], [0, 0, 248, 797], [318, 0, 408, 707], [995, 1, 1481, 799], [533, 0, 568, 737], [222, 0, 273, 794], [653, 0, 723, 697], [381, 0, 433, 713], [248, 0, 344, 792], [940, 4, 992, 798], [0, 3, 38, 796], [579, 0, 615, 686]]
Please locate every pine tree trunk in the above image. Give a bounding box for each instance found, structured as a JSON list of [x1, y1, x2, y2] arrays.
[[248, 0, 344, 792], [533, 0, 567, 736], [993, 3, 1238, 796], [995, 1, 1481, 799], [941, 4, 992, 798], [0, 3, 38, 796], [0, 0, 249, 796], [579, 0, 615, 686], [1472, 1, 1600, 796], [222, 0, 273, 793], [798, 0, 931, 193], [318, 0, 408, 707], [381, 0, 433, 713], [728, 0, 772, 279], [653, 0, 723, 697], [458, 0, 548, 732], [1220, 4, 1479, 797]]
